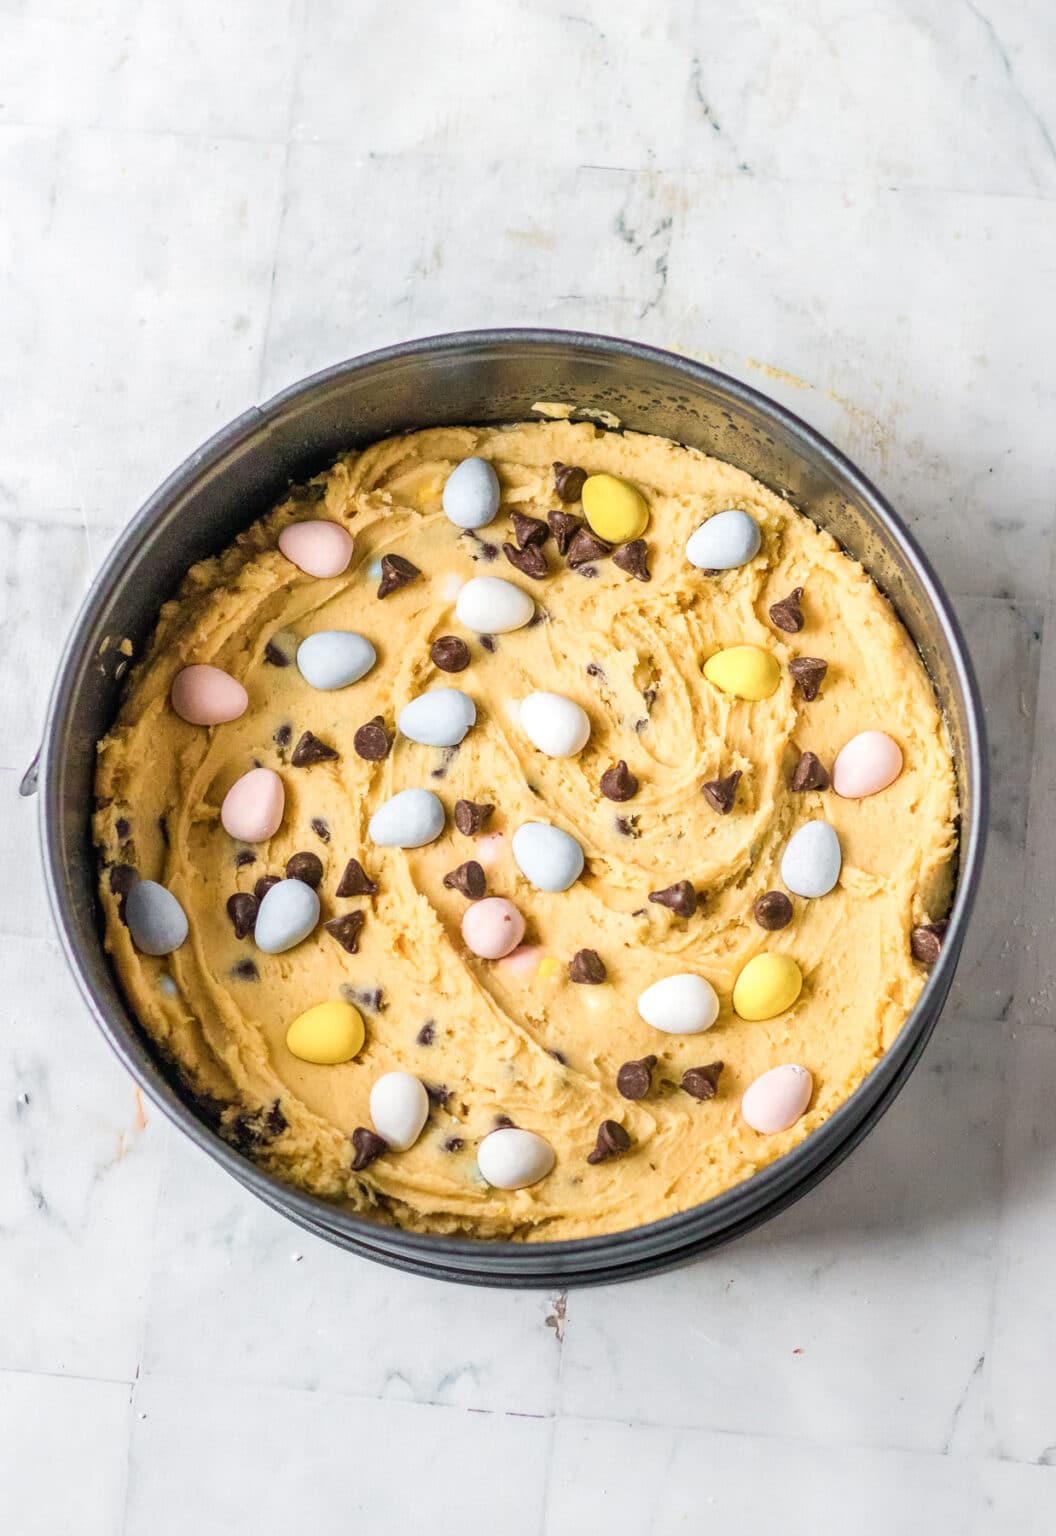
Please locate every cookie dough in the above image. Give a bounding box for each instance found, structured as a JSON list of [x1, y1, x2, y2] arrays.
[[94, 419, 957, 1240]]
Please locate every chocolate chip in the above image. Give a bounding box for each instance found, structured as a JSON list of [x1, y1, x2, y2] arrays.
[[442, 1136, 464, 1153], [612, 538, 651, 581], [617, 1055, 657, 1101], [511, 511, 549, 548], [326, 910, 365, 954], [553, 462, 588, 502], [548, 508, 584, 554], [615, 815, 640, 839], [291, 730, 339, 767], [566, 527, 612, 568], [288, 480, 326, 503], [569, 948, 606, 984], [502, 541, 548, 580], [479, 634, 497, 653], [353, 716, 391, 761], [682, 1062, 724, 1100], [600, 760, 638, 801], [547, 1048, 567, 1065], [115, 816, 132, 841], [792, 750, 830, 791], [443, 860, 487, 899], [351, 1127, 387, 1170], [431, 635, 471, 673], [454, 799, 494, 835], [336, 858, 378, 897], [754, 890, 793, 930], [273, 723, 292, 751], [158, 815, 170, 847], [254, 875, 281, 902], [586, 1119, 631, 1164], [234, 849, 256, 868], [911, 921, 948, 965], [109, 863, 137, 897], [417, 1021, 436, 1046], [311, 817, 331, 843], [702, 770, 742, 814], [494, 1114, 515, 1130], [226, 892, 259, 939], [789, 657, 828, 701], [377, 553, 421, 598], [344, 984, 385, 1013], [425, 1082, 449, 1108], [649, 881, 697, 919], [231, 958, 259, 981], [769, 586, 804, 633], [286, 851, 323, 888], [586, 662, 606, 680], [264, 637, 292, 667]]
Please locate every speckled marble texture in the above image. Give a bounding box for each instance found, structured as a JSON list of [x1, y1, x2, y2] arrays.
[[2, 1, 1054, 1530]]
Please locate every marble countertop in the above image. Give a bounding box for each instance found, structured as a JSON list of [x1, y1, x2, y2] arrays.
[[3, 1, 1054, 1530]]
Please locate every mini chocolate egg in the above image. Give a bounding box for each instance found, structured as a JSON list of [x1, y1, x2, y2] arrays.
[[477, 1126, 555, 1189], [742, 1064, 813, 1133], [703, 645, 781, 701], [170, 664, 248, 726], [443, 456, 501, 529], [220, 767, 285, 843], [296, 631, 376, 690], [499, 944, 545, 977], [286, 1001, 364, 1065], [780, 820, 842, 898], [685, 509, 762, 570], [511, 822, 585, 892], [455, 576, 535, 633], [125, 880, 188, 956], [733, 953, 803, 1021], [462, 897, 526, 958], [278, 520, 354, 578], [581, 473, 649, 544], [255, 878, 320, 954], [832, 730, 903, 798], [368, 788, 446, 847], [519, 692, 591, 757], [637, 973, 720, 1035], [369, 1072, 430, 1151], [398, 688, 477, 747]]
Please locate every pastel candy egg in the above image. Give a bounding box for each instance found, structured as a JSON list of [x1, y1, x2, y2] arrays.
[[832, 731, 903, 799], [462, 897, 526, 958], [477, 1126, 555, 1190], [499, 944, 545, 977], [781, 820, 842, 898], [520, 692, 591, 757], [369, 1072, 430, 1151], [512, 822, 585, 892], [278, 520, 354, 578], [296, 631, 376, 690], [125, 880, 188, 956], [255, 878, 320, 954], [286, 1001, 364, 1065], [443, 456, 501, 529], [398, 688, 477, 747], [742, 1064, 813, 1134], [455, 576, 535, 634], [170, 664, 248, 726], [581, 473, 649, 544], [368, 788, 446, 848], [733, 953, 803, 1021], [637, 973, 720, 1035], [703, 645, 781, 701], [685, 509, 762, 570], [220, 767, 285, 843]]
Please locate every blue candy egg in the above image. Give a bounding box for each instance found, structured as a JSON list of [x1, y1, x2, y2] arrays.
[[255, 878, 321, 954], [369, 788, 446, 848], [685, 509, 762, 571], [512, 822, 585, 892], [125, 880, 189, 956], [398, 688, 476, 748], [296, 630, 377, 691], [442, 457, 500, 529]]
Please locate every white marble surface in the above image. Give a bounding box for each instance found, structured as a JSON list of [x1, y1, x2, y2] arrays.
[[2, 1, 1054, 1529]]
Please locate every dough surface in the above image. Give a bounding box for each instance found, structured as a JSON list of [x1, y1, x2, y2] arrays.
[[94, 419, 957, 1241]]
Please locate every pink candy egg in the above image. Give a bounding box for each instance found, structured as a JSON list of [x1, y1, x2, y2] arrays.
[[499, 944, 544, 977], [170, 664, 248, 726], [462, 897, 526, 959], [832, 730, 903, 799], [474, 833, 506, 868], [278, 521, 354, 578], [742, 1064, 814, 1134], [220, 767, 285, 843]]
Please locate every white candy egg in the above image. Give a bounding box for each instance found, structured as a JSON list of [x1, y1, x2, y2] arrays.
[[477, 1127, 555, 1190], [781, 820, 842, 898], [511, 822, 585, 892], [398, 688, 477, 747], [742, 1064, 814, 1133], [685, 508, 762, 570], [125, 880, 188, 956], [368, 788, 446, 848], [443, 456, 501, 529], [369, 1072, 430, 1151], [296, 631, 376, 690], [255, 879, 321, 954], [637, 973, 720, 1035], [455, 576, 534, 633], [519, 692, 591, 757]]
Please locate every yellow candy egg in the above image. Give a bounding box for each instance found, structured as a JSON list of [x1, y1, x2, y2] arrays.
[[581, 473, 649, 544], [703, 645, 781, 701], [537, 956, 562, 980], [733, 954, 803, 1021], [286, 1001, 365, 1065]]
